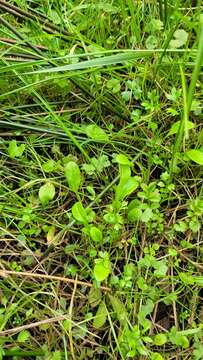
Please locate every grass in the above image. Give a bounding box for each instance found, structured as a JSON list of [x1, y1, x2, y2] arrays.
[[0, 1, 203, 359]]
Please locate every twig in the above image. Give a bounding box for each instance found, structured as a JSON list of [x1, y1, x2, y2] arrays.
[[0, 315, 67, 336], [0, 270, 111, 292]]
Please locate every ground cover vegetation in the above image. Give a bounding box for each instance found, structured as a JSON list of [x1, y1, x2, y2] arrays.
[[0, 0, 203, 359]]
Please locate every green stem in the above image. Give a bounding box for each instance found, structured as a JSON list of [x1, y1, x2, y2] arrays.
[[187, 15, 203, 114]]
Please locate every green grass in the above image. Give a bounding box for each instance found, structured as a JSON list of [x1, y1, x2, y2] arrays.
[[0, 1, 203, 359]]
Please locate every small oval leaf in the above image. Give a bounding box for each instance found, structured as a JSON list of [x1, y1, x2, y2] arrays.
[[64, 161, 81, 193], [17, 330, 30, 343], [93, 302, 107, 329], [94, 258, 111, 282], [85, 124, 109, 141], [186, 149, 203, 165], [88, 287, 102, 308], [72, 201, 88, 223], [90, 226, 103, 243], [108, 295, 128, 325], [39, 182, 55, 206]]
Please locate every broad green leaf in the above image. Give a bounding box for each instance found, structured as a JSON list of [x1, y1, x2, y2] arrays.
[[93, 302, 107, 329], [17, 330, 30, 343], [108, 295, 128, 325], [8, 140, 25, 158], [154, 334, 167, 346], [88, 287, 102, 308], [168, 120, 194, 136], [116, 176, 139, 201], [72, 202, 88, 224], [39, 182, 55, 206], [64, 161, 81, 193], [170, 29, 188, 48], [90, 226, 103, 243], [85, 124, 109, 141], [94, 258, 111, 282], [186, 149, 203, 165]]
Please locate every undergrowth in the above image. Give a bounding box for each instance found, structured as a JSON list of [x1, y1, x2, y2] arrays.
[[0, 1, 203, 359]]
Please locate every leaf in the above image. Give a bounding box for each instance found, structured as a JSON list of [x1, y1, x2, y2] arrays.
[[116, 177, 139, 201], [64, 161, 81, 193], [138, 299, 154, 331], [93, 302, 107, 329], [72, 202, 88, 224], [186, 149, 203, 165], [8, 140, 25, 158], [39, 182, 55, 206], [145, 35, 158, 50], [88, 287, 102, 308], [151, 353, 164, 360], [90, 226, 103, 243], [141, 208, 153, 223], [169, 326, 189, 348], [108, 294, 128, 325], [154, 333, 167, 346], [169, 29, 188, 48], [128, 207, 142, 222], [106, 78, 121, 93], [17, 330, 30, 343], [115, 154, 131, 165], [27, 52, 152, 75], [85, 124, 109, 141], [47, 226, 56, 243], [168, 120, 194, 136], [94, 258, 111, 282], [42, 159, 57, 173]]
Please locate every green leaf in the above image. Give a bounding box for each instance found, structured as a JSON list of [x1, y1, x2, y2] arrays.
[[186, 149, 203, 165], [90, 226, 103, 243], [115, 176, 139, 201], [85, 124, 109, 141], [145, 35, 158, 50], [88, 287, 102, 308], [108, 295, 128, 325], [27, 52, 152, 75], [128, 207, 142, 222], [93, 302, 107, 329], [106, 78, 121, 93], [168, 120, 194, 136], [8, 140, 25, 158], [169, 327, 189, 348], [151, 353, 164, 360], [115, 154, 131, 165], [64, 161, 81, 193], [39, 182, 55, 206], [42, 159, 57, 173], [154, 333, 167, 346], [138, 299, 154, 331], [17, 330, 30, 343], [72, 202, 88, 224], [94, 258, 111, 282], [170, 29, 188, 48]]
